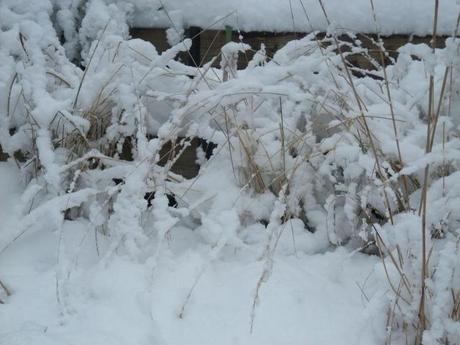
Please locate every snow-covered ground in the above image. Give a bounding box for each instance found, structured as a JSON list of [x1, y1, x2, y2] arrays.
[[2, 1, 460, 344], [0, 162, 386, 345]]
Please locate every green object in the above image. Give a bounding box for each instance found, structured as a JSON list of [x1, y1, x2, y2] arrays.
[[225, 25, 233, 42]]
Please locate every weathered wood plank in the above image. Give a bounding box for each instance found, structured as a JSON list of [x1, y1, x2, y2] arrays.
[[130, 27, 446, 70], [130, 28, 170, 53]]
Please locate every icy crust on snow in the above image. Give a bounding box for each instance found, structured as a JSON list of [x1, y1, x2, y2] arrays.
[[128, 0, 459, 35]]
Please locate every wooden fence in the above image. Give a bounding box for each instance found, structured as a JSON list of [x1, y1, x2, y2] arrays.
[[130, 27, 446, 70], [0, 28, 447, 179]]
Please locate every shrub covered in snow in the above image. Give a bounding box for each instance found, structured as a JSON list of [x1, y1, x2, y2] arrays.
[[1, 0, 460, 344]]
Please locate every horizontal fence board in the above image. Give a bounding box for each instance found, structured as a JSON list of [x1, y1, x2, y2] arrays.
[[130, 27, 447, 70], [130, 28, 170, 53]]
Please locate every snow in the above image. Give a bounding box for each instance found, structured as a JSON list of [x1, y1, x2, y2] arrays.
[[0, 162, 384, 345], [2, 1, 460, 344], [129, 0, 459, 35]]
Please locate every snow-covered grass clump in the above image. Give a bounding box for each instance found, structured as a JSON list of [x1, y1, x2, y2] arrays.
[[1, 0, 460, 344]]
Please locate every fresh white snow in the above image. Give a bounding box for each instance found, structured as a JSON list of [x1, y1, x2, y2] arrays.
[[130, 0, 459, 35], [0, 163, 386, 345], [1, 1, 460, 344]]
